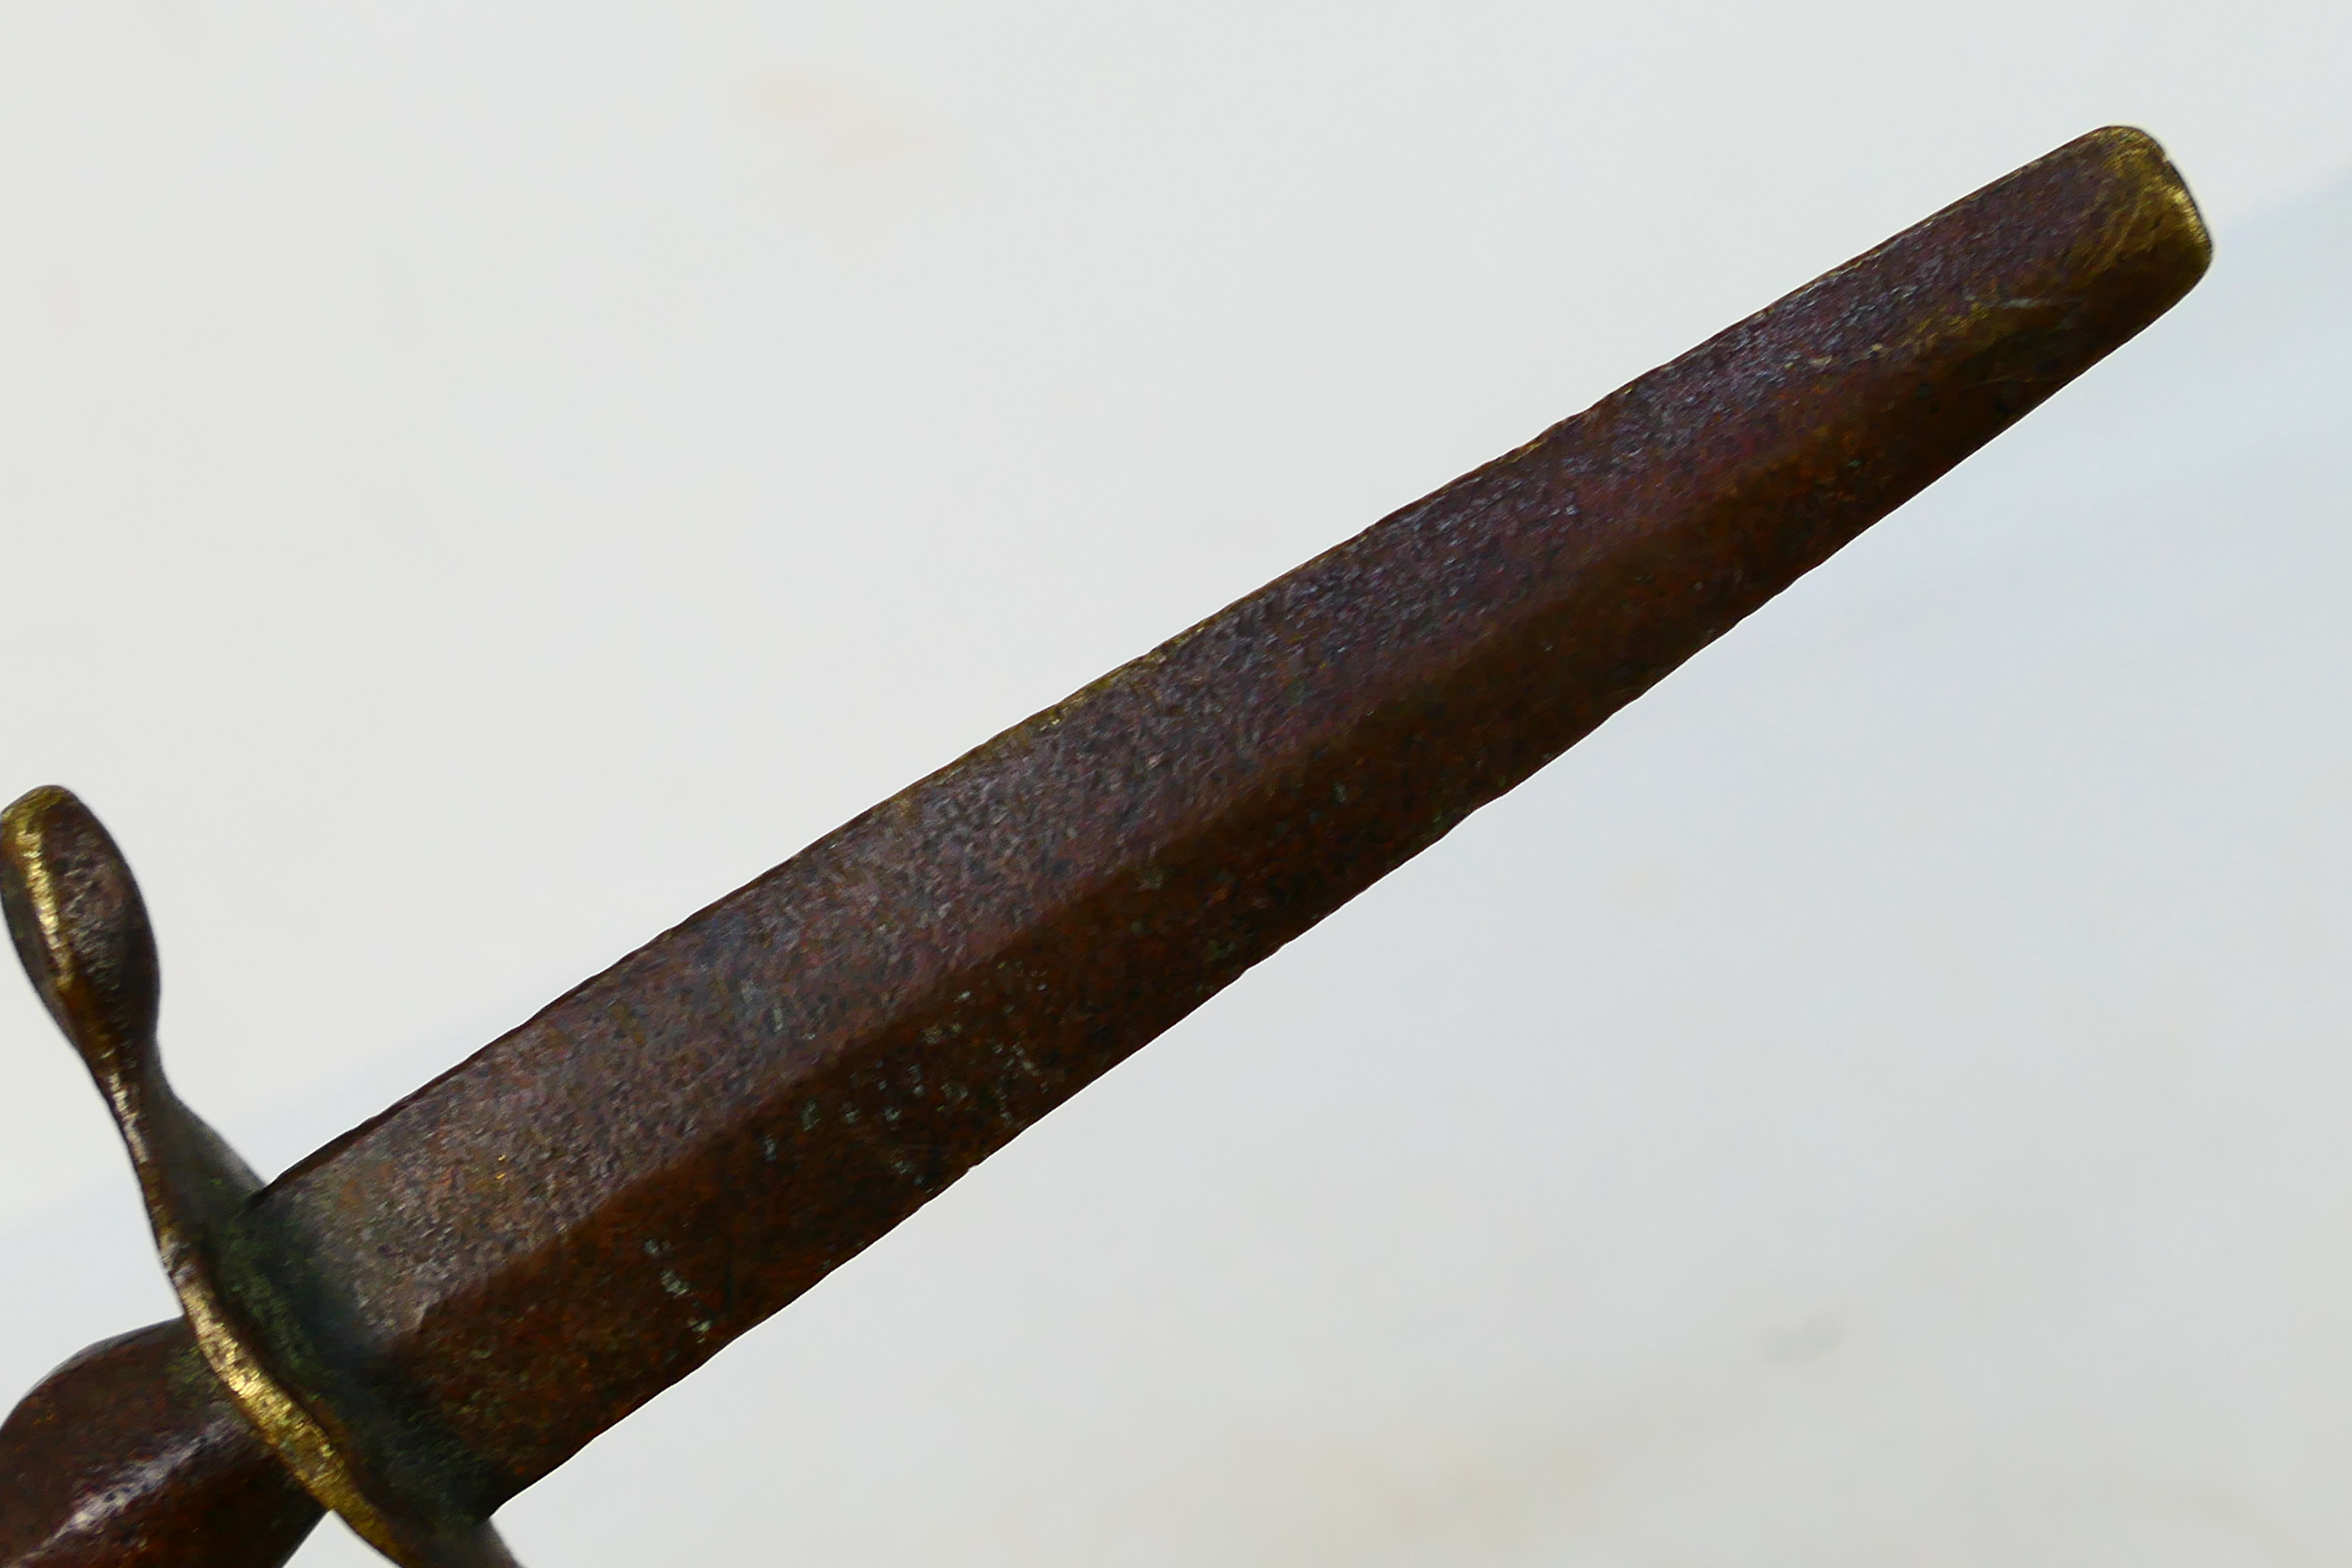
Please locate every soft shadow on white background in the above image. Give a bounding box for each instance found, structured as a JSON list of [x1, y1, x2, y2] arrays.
[[4, 4, 2352, 1564]]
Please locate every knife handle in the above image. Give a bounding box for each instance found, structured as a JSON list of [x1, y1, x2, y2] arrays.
[[0, 1321, 319, 1568]]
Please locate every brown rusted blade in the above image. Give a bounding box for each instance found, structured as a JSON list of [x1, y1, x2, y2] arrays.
[[1, 126, 2209, 1567]]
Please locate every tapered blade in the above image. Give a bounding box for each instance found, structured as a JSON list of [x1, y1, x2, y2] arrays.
[[1, 126, 2211, 1566]]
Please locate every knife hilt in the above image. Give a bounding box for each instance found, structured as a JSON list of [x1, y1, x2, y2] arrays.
[[2, 790, 520, 1568]]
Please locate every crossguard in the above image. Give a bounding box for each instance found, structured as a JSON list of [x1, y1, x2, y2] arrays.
[[1, 787, 520, 1568]]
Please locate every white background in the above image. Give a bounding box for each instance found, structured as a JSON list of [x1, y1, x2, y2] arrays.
[[5, 4, 2352, 1564]]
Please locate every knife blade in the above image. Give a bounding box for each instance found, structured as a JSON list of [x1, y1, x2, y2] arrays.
[[1, 125, 2210, 1567]]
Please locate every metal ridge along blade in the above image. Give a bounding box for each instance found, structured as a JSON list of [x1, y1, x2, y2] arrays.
[[2, 125, 2210, 1565]]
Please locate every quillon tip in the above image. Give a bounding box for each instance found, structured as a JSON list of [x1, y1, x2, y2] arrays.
[[0, 785, 162, 1078]]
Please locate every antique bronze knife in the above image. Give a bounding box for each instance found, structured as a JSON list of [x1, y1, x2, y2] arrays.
[[1, 127, 2210, 1567]]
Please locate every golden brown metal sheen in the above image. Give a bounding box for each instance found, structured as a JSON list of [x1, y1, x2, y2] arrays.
[[0, 792, 521, 1568], [1, 126, 2208, 1567]]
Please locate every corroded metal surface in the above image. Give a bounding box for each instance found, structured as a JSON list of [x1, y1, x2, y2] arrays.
[[0, 1323, 320, 1568], [1, 126, 2209, 1566], [1, 793, 518, 1568]]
